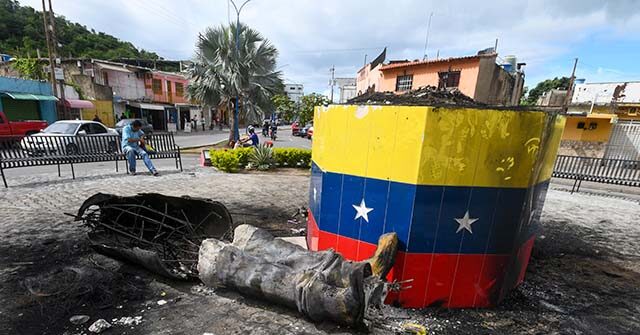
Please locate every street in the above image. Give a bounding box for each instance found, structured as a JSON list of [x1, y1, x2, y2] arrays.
[[173, 127, 311, 150]]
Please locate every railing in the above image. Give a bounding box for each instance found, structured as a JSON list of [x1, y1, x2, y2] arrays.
[[552, 154, 640, 191]]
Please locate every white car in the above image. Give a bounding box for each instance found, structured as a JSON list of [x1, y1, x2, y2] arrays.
[[20, 120, 119, 155]]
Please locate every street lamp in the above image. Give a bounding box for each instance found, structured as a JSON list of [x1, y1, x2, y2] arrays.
[[230, 0, 251, 142]]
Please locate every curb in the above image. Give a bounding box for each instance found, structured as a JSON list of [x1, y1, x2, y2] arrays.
[[180, 138, 228, 151]]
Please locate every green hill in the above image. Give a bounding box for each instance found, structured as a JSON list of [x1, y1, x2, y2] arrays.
[[0, 0, 160, 60]]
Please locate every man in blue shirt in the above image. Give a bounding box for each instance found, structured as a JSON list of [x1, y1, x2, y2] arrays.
[[239, 127, 259, 147], [121, 120, 158, 176]]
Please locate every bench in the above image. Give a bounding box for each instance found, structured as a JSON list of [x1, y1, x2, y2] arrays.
[[0, 132, 182, 188]]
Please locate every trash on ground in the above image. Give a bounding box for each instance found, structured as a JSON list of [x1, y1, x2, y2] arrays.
[[198, 224, 398, 327], [112, 315, 143, 326], [88, 319, 111, 333], [70, 193, 233, 279], [69, 315, 90, 325], [157, 299, 167, 306]]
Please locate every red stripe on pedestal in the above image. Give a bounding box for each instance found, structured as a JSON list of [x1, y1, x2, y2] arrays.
[[306, 210, 320, 251], [515, 236, 536, 285]]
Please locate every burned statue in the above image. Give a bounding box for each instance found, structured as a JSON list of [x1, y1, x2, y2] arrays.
[[73, 193, 399, 327], [198, 225, 398, 327]]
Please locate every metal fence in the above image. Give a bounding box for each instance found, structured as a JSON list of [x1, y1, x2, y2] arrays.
[[603, 120, 640, 161], [552, 154, 640, 191]]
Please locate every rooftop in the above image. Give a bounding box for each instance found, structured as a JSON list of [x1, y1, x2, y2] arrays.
[[379, 53, 495, 71]]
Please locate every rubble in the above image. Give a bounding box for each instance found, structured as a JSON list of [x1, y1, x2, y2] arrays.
[[346, 85, 483, 107], [112, 316, 143, 326], [88, 319, 111, 333], [198, 224, 398, 327], [71, 193, 233, 279], [69, 315, 90, 325]]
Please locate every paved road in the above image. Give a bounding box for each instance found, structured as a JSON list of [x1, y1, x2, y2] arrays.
[[174, 129, 312, 150]]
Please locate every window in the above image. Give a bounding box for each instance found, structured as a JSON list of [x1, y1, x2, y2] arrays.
[[90, 123, 108, 134], [152, 79, 162, 94], [588, 122, 598, 130], [166, 80, 173, 93], [395, 74, 413, 92], [629, 108, 638, 116], [103, 71, 109, 86], [438, 70, 461, 89], [577, 122, 586, 129], [175, 82, 184, 96]]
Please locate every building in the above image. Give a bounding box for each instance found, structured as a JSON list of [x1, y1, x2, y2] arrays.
[[357, 49, 524, 106], [335, 78, 357, 103], [570, 81, 640, 121], [356, 48, 386, 95], [0, 76, 57, 124], [285, 83, 304, 103], [537, 89, 567, 107], [0, 58, 195, 130]]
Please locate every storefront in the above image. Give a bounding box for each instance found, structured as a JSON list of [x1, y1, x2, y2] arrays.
[[0, 91, 58, 124], [128, 102, 172, 131]]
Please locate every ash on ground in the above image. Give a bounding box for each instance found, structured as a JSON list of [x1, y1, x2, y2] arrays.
[[346, 86, 483, 107]]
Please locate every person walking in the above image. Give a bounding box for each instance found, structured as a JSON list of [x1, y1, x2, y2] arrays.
[[121, 120, 159, 176], [200, 115, 206, 131]]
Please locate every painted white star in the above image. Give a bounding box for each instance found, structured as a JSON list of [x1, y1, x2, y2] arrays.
[[313, 187, 318, 203], [454, 211, 479, 234], [352, 199, 373, 223]]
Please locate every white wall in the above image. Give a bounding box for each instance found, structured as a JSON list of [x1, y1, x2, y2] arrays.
[[573, 82, 640, 105]]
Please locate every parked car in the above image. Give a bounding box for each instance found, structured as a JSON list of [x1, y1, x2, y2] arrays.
[[300, 123, 313, 138], [291, 121, 301, 136], [20, 120, 118, 155], [115, 118, 153, 136], [307, 126, 314, 139], [0, 111, 48, 137]]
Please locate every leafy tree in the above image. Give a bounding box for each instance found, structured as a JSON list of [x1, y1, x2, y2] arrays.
[[0, 0, 159, 60], [12, 58, 44, 80], [188, 22, 283, 144], [524, 77, 570, 106], [299, 93, 330, 125], [271, 94, 296, 122]]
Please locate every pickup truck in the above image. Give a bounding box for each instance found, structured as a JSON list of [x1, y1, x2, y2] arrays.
[[0, 111, 48, 137]]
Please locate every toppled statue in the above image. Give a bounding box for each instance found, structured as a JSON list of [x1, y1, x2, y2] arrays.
[[198, 224, 398, 327]]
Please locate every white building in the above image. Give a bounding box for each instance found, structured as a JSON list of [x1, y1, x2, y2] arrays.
[[285, 83, 304, 103], [335, 78, 357, 103], [572, 81, 640, 105]]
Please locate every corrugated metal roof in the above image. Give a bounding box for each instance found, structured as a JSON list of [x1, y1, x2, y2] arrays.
[[379, 54, 491, 71]]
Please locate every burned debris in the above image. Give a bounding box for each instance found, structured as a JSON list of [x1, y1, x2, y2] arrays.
[[346, 85, 483, 107], [71, 193, 233, 279]]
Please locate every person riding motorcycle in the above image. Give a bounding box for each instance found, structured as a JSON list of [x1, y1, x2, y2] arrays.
[[262, 120, 269, 137], [269, 121, 278, 140]]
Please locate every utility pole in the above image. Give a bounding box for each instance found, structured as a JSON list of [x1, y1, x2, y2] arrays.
[[329, 65, 335, 103], [563, 58, 578, 112], [47, 0, 68, 119], [41, 0, 57, 99]]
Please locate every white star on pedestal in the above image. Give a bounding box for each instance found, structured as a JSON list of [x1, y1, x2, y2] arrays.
[[454, 211, 479, 234], [352, 198, 373, 223]]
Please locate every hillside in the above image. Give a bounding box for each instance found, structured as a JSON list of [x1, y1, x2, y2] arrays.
[[0, 0, 160, 60]]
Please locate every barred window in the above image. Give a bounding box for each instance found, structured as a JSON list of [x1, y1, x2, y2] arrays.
[[395, 74, 413, 92], [438, 70, 461, 88], [152, 79, 162, 94], [175, 83, 184, 96]]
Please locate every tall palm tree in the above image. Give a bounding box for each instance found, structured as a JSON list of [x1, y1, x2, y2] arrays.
[[188, 22, 283, 143]]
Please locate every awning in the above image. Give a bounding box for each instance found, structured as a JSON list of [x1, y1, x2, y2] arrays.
[[128, 102, 167, 111], [2, 92, 59, 101], [64, 99, 95, 109], [96, 62, 133, 73]]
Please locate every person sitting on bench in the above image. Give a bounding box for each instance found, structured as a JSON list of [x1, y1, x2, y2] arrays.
[[121, 120, 159, 176]]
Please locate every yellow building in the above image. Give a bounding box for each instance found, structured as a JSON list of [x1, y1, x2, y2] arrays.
[[561, 113, 617, 142]]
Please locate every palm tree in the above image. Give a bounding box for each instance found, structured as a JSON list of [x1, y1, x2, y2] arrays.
[[188, 22, 283, 143]]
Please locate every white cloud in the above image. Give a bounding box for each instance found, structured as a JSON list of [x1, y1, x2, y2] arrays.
[[18, 0, 640, 92]]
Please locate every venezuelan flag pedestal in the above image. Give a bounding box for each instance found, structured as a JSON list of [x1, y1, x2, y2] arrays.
[[307, 105, 565, 308]]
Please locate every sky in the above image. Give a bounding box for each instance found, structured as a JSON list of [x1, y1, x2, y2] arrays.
[[19, 0, 640, 97]]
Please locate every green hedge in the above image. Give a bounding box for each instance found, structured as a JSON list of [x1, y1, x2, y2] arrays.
[[209, 147, 311, 172]]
